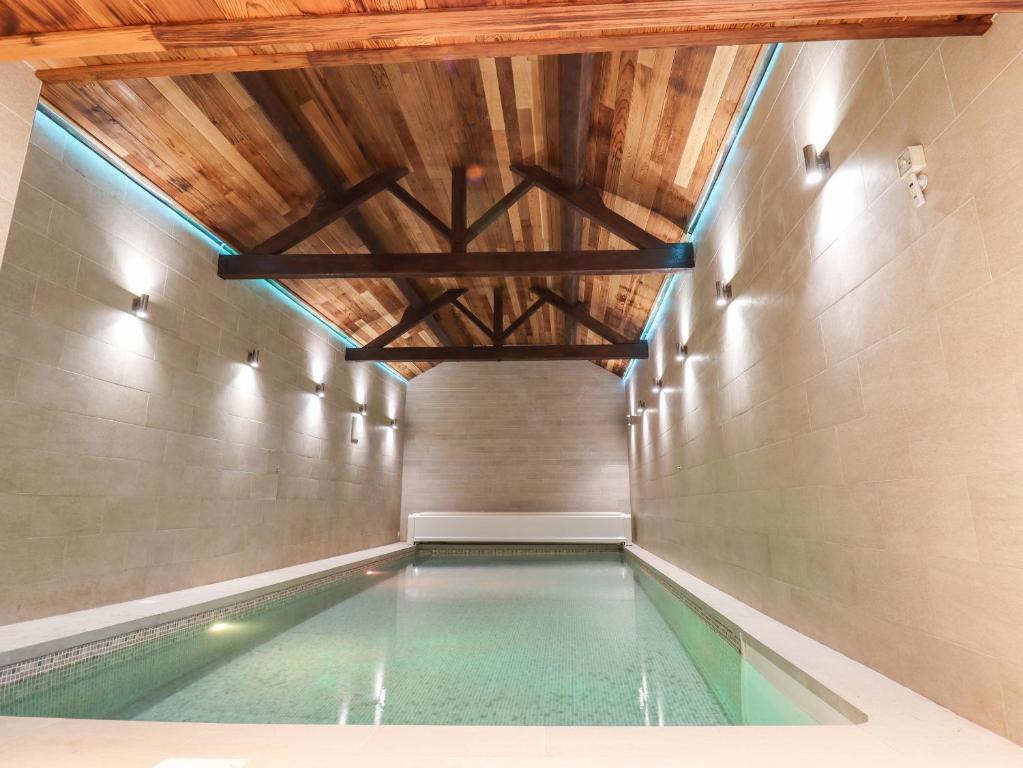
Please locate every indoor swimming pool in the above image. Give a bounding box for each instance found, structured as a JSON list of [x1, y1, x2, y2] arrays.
[[0, 548, 846, 726]]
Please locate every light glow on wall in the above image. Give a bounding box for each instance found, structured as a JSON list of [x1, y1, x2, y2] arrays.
[[624, 44, 782, 383], [36, 104, 408, 385]]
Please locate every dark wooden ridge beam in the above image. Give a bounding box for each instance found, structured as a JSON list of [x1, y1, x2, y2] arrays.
[[235, 71, 457, 347], [217, 246, 694, 279], [365, 289, 466, 348], [465, 179, 534, 244], [558, 52, 596, 344], [247, 168, 407, 254], [16, 5, 1003, 70], [512, 164, 666, 249], [345, 342, 649, 363], [532, 287, 628, 345], [500, 297, 546, 342]]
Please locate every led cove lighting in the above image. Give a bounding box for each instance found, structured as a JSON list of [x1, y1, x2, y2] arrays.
[[131, 293, 149, 318], [247, 349, 261, 368], [36, 106, 408, 385], [803, 143, 831, 184]]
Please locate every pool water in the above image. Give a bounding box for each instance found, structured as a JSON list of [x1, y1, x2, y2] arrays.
[[0, 552, 820, 726]]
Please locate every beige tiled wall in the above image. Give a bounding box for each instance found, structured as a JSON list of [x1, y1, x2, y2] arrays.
[[0, 62, 41, 265], [0, 114, 405, 624], [402, 361, 629, 530], [627, 15, 1023, 743]]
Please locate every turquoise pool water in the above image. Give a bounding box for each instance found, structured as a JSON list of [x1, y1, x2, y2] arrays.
[[0, 551, 821, 726]]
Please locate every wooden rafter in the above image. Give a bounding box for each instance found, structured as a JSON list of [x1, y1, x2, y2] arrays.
[[465, 179, 534, 245], [512, 165, 668, 249], [452, 298, 495, 340], [493, 287, 505, 348], [217, 246, 694, 280], [501, 297, 546, 342], [233, 71, 458, 347], [532, 287, 630, 345], [558, 52, 596, 344], [249, 168, 406, 254], [385, 181, 452, 241], [345, 343, 649, 362], [364, 289, 467, 348], [36, 16, 994, 83], [6, 3, 1005, 67]]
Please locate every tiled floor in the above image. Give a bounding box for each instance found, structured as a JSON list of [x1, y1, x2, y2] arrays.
[[1, 545, 1021, 766]]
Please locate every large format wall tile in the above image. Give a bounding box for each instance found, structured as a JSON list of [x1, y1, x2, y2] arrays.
[[627, 17, 1023, 742], [0, 114, 404, 623]]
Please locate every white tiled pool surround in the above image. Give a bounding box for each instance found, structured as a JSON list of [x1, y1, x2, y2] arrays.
[[0, 543, 1020, 766]]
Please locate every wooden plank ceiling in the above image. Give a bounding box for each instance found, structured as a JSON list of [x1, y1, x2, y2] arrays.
[[8, 2, 998, 377], [38, 45, 757, 377]]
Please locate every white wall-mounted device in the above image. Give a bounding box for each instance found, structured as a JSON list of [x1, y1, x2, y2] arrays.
[[896, 145, 928, 208]]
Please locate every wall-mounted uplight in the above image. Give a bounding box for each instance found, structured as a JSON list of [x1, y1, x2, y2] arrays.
[[715, 281, 732, 307], [637, 399, 647, 414], [652, 377, 663, 395], [388, 418, 398, 431], [247, 349, 261, 368], [675, 342, 688, 362], [356, 403, 368, 418], [626, 415, 634, 427], [131, 293, 149, 318], [314, 383, 326, 398], [803, 143, 831, 185]]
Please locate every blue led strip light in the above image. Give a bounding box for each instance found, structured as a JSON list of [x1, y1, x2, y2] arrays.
[[623, 43, 782, 383], [36, 103, 408, 384]]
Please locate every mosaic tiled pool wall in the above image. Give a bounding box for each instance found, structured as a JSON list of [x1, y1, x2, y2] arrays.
[[630, 560, 744, 724], [0, 550, 412, 716]]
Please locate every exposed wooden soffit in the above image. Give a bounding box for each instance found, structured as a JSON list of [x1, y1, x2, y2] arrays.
[[13, 3, 1000, 82]]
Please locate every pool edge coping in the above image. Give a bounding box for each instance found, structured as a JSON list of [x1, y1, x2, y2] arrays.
[[0, 542, 414, 670]]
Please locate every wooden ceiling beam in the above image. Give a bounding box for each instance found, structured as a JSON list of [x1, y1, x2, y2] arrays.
[[235, 72, 338, 193], [451, 166, 468, 253], [465, 179, 534, 245], [386, 181, 452, 241], [345, 342, 649, 363], [452, 298, 495, 340], [236, 71, 458, 347], [217, 246, 694, 279], [248, 168, 407, 253], [500, 297, 547, 342], [558, 52, 596, 345], [8, 4, 1005, 66], [532, 287, 630, 345], [35, 17, 994, 82], [493, 288, 505, 347], [512, 164, 667, 249], [365, 288, 467, 348]]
